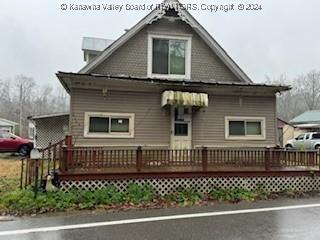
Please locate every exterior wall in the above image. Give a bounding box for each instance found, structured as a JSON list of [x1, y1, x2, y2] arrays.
[[34, 116, 69, 148], [192, 95, 277, 147], [92, 18, 240, 82], [0, 125, 13, 133], [282, 124, 295, 146], [71, 88, 171, 147], [0, 119, 16, 134], [71, 88, 277, 147], [28, 121, 35, 140]]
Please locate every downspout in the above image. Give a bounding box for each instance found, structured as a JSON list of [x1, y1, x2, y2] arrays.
[[278, 124, 291, 147], [274, 94, 278, 147]]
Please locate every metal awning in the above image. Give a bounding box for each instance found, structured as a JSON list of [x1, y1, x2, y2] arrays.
[[161, 91, 208, 107]]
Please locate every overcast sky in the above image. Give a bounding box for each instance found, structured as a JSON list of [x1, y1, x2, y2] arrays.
[[0, 0, 320, 87]]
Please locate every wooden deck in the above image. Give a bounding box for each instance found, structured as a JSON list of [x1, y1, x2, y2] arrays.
[[20, 135, 320, 187]]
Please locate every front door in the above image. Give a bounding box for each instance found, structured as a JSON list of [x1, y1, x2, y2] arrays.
[[171, 106, 192, 149]]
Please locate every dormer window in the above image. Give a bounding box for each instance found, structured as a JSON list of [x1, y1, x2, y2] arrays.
[[148, 34, 191, 79]]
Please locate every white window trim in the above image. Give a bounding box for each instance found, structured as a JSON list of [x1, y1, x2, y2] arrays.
[[84, 112, 135, 138], [225, 116, 266, 140], [147, 34, 192, 80]]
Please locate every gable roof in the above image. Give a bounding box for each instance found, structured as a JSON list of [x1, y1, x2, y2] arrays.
[[79, 0, 252, 83], [290, 110, 320, 124], [277, 118, 294, 128]]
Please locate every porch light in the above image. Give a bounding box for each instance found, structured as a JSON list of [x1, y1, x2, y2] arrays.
[[161, 90, 208, 107]]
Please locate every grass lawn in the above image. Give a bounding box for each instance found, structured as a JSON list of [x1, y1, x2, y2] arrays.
[[0, 154, 21, 194]]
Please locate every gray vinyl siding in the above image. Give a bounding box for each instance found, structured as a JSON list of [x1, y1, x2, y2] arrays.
[[71, 88, 171, 146], [193, 95, 276, 147], [91, 18, 240, 82], [71, 88, 276, 147]]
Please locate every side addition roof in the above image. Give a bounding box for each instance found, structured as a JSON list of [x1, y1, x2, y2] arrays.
[[0, 118, 18, 126], [28, 113, 69, 120], [290, 110, 320, 124], [79, 0, 253, 83], [82, 37, 114, 52]]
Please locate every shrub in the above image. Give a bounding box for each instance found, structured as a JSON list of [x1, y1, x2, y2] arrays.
[[167, 188, 202, 205], [125, 183, 155, 204], [0, 184, 273, 215], [210, 188, 258, 202], [0, 185, 126, 214], [93, 186, 125, 205]]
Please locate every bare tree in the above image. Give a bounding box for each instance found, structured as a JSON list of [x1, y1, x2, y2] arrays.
[[297, 70, 320, 110], [34, 85, 53, 115], [14, 75, 36, 135], [266, 70, 320, 122], [55, 85, 69, 112], [0, 74, 69, 137]]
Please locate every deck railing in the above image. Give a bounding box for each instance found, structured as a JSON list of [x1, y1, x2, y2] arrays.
[[207, 148, 266, 167], [21, 135, 320, 189], [69, 147, 137, 170], [20, 138, 65, 189], [267, 149, 319, 168], [61, 145, 320, 173]]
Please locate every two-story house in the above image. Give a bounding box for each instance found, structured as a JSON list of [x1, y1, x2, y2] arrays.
[[23, 0, 320, 196], [57, 0, 289, 150]]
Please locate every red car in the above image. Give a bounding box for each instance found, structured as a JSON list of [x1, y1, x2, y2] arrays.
[[0, 131, 33, 156]]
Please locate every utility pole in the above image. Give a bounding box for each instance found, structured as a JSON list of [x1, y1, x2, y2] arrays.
[[19, 82, 23, 136]]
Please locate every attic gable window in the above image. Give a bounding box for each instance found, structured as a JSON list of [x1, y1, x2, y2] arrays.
[[148, 34, 191, 79], [153, 39, 186, 75]]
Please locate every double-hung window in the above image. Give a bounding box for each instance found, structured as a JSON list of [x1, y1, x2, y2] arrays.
[[84, 112, 134, 138], [225, 117, 266, 140], [148, 34, 191, 79]]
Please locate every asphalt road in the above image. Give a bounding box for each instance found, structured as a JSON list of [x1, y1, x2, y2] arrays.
[[1, 197, 320, 240]]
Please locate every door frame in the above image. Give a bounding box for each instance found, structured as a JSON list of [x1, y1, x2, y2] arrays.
[[170, 106, 192, 149]]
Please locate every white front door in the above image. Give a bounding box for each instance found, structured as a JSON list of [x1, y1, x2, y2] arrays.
[[170, 106, 192, 149]]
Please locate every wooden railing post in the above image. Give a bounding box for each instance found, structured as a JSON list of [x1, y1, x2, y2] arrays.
[[65, 135, 73, 148], [20, 158, 24, 189], [61, 146, 68, 172], [318, 149, 320, 170], [28, 159, 36, 185], [47, 142, 52, 175], [265, 147, 271, 171], [202, 147, 208, 172], [33, 158, 40, 199], [64, 135, 73, 171], [136, 146, 142, 172]]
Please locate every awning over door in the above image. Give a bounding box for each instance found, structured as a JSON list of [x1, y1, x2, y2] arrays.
[[161, 91, 208, 107]]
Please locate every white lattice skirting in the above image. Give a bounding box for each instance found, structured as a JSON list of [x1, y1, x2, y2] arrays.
[[60, 176, 320, 195]]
